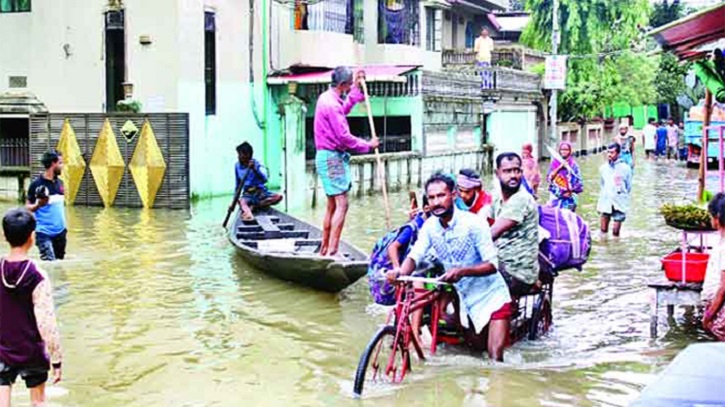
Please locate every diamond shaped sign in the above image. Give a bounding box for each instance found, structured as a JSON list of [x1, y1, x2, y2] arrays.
[[130, 120, 167, 208], [56, 119, 86, 204], [90, 119, 126, 207], [120, 120, 139, 142]]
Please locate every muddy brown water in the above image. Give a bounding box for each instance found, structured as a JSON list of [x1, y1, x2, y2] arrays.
[[6, 152, 718, 406]]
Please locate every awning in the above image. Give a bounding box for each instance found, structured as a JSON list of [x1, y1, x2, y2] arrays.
[[490, 14, 530, 33], [267, 65, 418, 85], [648, 3, 725, 61]]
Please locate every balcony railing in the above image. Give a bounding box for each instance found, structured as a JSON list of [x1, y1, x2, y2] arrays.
[[422, 67, 542, 98], [442, 46, 547, 71]]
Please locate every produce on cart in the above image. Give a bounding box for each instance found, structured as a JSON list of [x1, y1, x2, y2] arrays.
[[660, 203, 715, 231]]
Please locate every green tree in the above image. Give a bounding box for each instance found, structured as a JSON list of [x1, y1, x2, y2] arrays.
[[656, 52, 690, 105], [650, 0, 684, 28], [521, 0, 655, 120], [509, 0, 524, 11]]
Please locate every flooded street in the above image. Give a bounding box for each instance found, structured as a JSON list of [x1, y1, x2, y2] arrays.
[[11, 151, 717, 406]]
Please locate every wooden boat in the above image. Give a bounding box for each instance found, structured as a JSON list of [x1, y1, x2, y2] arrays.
[[228, 208, 369, 292]]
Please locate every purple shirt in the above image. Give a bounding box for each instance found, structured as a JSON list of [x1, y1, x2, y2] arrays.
[[313, 87, 372, 153], [0, 260, 48, 368]]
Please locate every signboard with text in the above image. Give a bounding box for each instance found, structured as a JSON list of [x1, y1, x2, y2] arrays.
[[544, 55, 568, 90]]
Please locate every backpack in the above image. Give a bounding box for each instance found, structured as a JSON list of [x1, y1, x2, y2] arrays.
[[367, 219, 421, 305], [538, 205, 591, 275]]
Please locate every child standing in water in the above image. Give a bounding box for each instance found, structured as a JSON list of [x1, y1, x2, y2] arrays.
[[703, 193, 725, 340], [0, 209, 63, 406]]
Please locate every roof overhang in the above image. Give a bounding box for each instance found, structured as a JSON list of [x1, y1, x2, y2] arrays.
[[267, 65, 418, 85], [648, 3, 725, 61], [449, 0, 502, 15], [423, 0, 452, 10]]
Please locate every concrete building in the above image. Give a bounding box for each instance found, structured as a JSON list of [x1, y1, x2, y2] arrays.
[[266, 0, 543, 210], [0, 0, 543, 208], [0, 0, 265, 200]]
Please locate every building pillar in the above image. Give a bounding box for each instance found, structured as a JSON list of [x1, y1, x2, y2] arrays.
[[281, 95, 308, 212]]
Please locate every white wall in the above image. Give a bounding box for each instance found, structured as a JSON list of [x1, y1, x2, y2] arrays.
[[488, 106, 538, 157], [272, 0, 443, 71], [0, 0, 106, 111], [125, 0, 182, 112], [0, 0, 265, 198], [179, 0, 265, 198]]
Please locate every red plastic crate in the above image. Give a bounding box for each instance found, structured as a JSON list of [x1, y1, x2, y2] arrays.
[[661, 252, 709, 283]]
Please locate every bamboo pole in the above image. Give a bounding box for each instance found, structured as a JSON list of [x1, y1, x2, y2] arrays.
[[360, 80, 392, 230], [697, 89, 713, 202]]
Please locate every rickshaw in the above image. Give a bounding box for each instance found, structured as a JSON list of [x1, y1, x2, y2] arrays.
[[353, 266, 554, 397]]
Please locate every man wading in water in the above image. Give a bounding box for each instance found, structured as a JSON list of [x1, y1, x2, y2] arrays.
[[490, 153, 540, 297], [597, 143, 633, 237], [386, 173, 512, 361], [26, 151, 67, 261], [314, 67, 379, 256]]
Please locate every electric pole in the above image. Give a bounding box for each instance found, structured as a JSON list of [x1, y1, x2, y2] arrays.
[[550, 0, 559, 144]]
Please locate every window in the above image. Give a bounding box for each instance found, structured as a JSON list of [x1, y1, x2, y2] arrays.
[[205, 12, 216, 116], [305, 117, 412, 160], [295, 0, 349, 34], [0, 118, 30, 168], [378, 0, 420, 46], [425, 7, 441, 52], [0, 0, 30, 13], [105, 10, 125, 112], [352, 0, 364, 43]]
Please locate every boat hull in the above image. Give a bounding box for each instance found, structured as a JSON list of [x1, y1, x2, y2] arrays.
[[228, 208, 369, 292]]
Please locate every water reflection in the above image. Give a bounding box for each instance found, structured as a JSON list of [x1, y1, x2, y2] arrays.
[[3, 153, 718, 406]]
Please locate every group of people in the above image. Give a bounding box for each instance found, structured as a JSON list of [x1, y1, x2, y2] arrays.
[[384, 154, 539, 362], [0, 150, 67, 406], [523, 136, 633, 238], [642, 118, 687, 161]]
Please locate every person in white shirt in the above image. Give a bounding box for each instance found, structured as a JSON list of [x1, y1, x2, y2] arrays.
[[642, 118, 658, 160]]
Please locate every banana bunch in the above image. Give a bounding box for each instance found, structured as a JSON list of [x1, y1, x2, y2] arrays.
[[660, 203, 714, 231]]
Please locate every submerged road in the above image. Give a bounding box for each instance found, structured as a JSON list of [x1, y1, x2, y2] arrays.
[[9, 151, 717, 406]]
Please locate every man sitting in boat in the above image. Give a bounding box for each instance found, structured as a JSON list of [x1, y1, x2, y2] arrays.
[[386, 173, 512, 361], [455, 168, 493, 224], [235, 142, 282, 221]]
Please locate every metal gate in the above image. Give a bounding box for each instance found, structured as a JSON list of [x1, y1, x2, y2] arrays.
[[30, 113, 189, 209]]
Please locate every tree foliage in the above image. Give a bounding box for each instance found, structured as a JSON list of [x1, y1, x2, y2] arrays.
[[650, 0, 684, 29], [509, 0, 524, 11], [656, 52, 690, 105], [520, 0, 656, 120]]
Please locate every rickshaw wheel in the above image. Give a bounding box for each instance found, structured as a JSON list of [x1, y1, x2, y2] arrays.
[[528, 295, 553, 341], [353, 325, 410, 397]]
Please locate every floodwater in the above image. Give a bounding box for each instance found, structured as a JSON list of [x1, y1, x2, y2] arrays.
[[6, 152, 718, 406]]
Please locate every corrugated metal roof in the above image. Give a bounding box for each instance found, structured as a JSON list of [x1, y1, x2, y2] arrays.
[[649, 3, 725, 60], [267, 65, 418, 85]]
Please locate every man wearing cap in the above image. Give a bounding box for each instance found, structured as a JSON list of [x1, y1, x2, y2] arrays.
[[455, 168, 493, 224], [617, 123, 636, 169], [314, 66, 379, 256]]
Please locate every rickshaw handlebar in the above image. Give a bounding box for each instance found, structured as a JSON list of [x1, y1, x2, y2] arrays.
[[395, 276, 450, 286]]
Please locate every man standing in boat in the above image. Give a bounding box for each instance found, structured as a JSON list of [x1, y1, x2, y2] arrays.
[[314, 66, 379, 256]]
